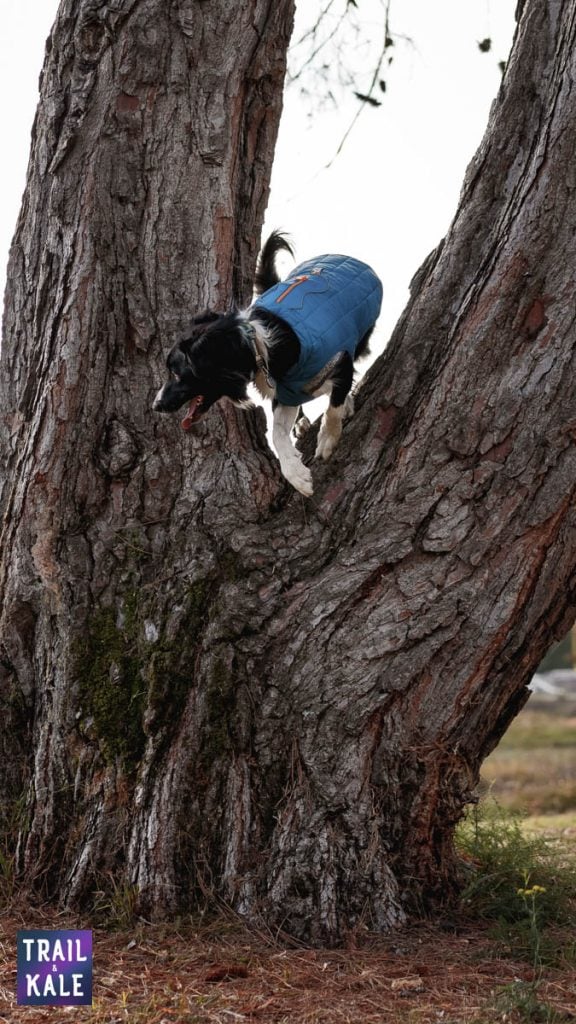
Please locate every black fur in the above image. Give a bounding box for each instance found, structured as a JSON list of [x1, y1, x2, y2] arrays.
[[157, 312, 257, 420], [152, 232, 371, 429]]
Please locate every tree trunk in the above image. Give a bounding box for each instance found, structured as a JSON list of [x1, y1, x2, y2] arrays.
[[2, 0, 576, 946]]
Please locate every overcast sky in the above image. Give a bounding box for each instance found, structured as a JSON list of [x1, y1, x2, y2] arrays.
[[1, 0, 516, 348], [265, 0, 517, 345]]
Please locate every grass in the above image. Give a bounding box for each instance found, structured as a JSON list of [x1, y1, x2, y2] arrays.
[[456, 802, 576, 976], [457, 807, 576, 928], [524, 811, 576, 833], [481, 701, 576, 817], [453, 775, 576, 1024], [456, 696, 576, 1020], [489, 706, 576, 749]]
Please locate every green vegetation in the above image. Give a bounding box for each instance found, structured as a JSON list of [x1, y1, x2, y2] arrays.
[[457, 801, 576, 1024], [75, 577, 214, 771], [458, 800, 576, 1022], [461, 696, 573, 950], [463, 693, 576, 1004], [91, 873, 140, 930], [488, 980, 566, 1024], [457, 804, 576, 933], [76, 597, 146, 769]]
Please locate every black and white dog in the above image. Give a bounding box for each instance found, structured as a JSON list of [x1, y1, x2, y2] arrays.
[[153, 232, 382, 496]]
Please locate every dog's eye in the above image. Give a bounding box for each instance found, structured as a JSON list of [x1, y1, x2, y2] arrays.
[[170, 371, 180, 381]]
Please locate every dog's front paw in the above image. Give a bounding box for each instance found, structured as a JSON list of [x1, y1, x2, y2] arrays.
[[281, 459, 314, 497]]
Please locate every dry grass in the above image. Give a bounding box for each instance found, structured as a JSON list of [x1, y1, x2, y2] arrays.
[[482, 706, 576, 816], [1, 904, 575, 1024], [524, 811, 576, 836]]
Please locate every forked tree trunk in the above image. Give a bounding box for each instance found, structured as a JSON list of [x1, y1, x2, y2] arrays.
[[1, 0, 576, 945]]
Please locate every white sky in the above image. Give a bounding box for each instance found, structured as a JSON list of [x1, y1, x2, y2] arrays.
[[0, 0, 516, 346], [266, 0, 516, 347]]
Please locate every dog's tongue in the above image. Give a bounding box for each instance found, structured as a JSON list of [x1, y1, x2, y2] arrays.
[[181, 396, 204, 431]]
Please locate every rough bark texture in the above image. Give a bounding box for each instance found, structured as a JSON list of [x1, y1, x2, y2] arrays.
[[1, 0, 576, 945]]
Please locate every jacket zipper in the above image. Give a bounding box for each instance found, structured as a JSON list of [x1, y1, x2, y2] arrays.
[[276, 275, 309, 303]]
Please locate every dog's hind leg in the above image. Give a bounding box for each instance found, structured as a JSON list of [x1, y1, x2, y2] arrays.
[[316, 404, 347, 460], [315, 353, 354, 461], [273, 403, 314, 496], [293, 407, 312, 440], [343, 392, 354, 420]]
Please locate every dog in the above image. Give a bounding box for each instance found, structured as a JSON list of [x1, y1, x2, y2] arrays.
[[153, 232, 383, 496]]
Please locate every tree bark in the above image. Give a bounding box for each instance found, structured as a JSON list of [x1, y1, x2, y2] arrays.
[[2, 0, 576, 946]]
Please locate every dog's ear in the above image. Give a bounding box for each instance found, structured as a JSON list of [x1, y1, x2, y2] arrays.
[[178, 311, 221, 345], [190, 310, 221, 329], [177, 312, 221, 364]]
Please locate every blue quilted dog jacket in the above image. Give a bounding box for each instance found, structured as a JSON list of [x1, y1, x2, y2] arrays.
[[252, 254, 383, 406]]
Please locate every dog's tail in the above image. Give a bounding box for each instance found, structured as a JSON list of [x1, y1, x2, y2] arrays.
[[254, 230, 294, 295]]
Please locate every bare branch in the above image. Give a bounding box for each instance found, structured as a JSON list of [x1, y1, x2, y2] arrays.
[[287, 0, 398, 156], [325, 0, 392, 166]]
